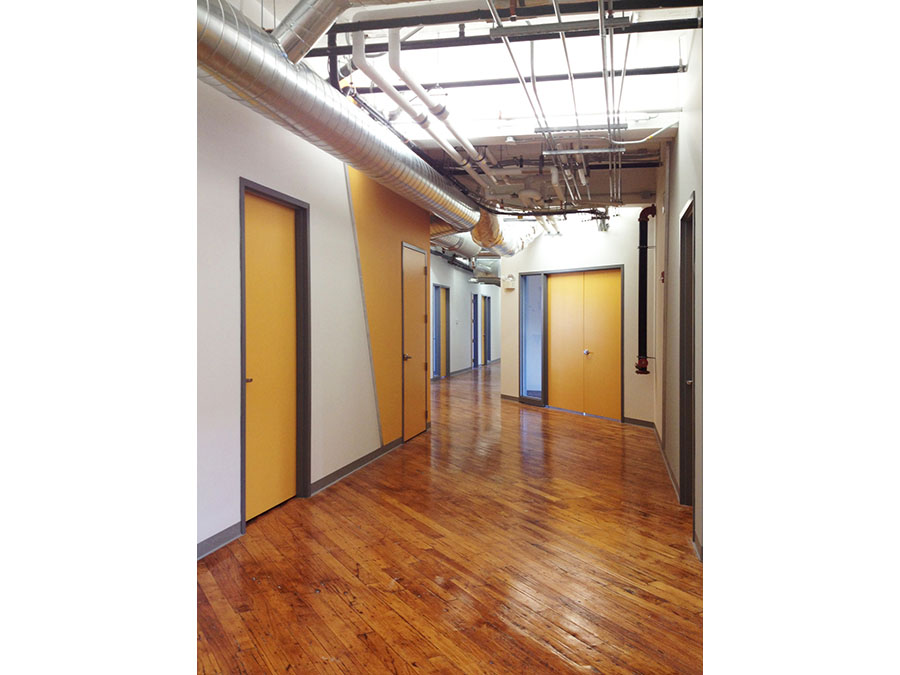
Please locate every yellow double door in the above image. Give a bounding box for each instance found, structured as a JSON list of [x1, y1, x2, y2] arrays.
[[547, 269, 622, 419]]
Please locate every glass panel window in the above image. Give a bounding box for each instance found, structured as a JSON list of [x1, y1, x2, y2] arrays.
[[520, 274, 544, 400]]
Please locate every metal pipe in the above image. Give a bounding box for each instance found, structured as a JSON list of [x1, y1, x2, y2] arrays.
[[614, 34, 632, 202], [351, 31, 493, 191], [483, 0, 576, 204], [608, 10, 619, 202], [597, 0, 615, 205], [636, 204, 656, 374], [534, 122, 629, 133], [552, 0, 590, 200], [431, 232, 483, 258], [198, 0, 576, 257], [489, 17, 631, 38], [272, 0, 424, 63], [273, 0, 349, 62], [387, 29, 499, 184], [550, 166, 566, 203], [528, 39, 580, 202], [610, 120, 679, 144], [543, 147, 626, 156], [198, 0, 480, 232], [483, 147, 512, 185]]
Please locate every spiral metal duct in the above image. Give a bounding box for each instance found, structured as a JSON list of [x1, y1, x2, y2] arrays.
[[431, 233, 482, 259], [197, 0, 532, 255], [273, 0, 417, 64], [198, 0, 480, 232]]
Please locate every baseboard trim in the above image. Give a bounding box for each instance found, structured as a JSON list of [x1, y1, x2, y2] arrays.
[[622, 416, 654, 429], [448, 366, 473, 377], [500, 394, 519, 402], [655, 425, 680, 502], [197, 521, 243, 560], [309, 436, 403, 496], [488, 358, 501, 364]]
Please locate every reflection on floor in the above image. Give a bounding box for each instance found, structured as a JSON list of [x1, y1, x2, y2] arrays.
[[198, 363, 702, 674]]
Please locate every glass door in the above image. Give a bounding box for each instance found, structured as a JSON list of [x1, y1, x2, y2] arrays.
[[519, 273, 546, 404]]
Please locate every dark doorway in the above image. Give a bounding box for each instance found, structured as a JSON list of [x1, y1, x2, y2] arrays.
[[432, 284, 450, 378], [472, 294, 479, 367], [483, 295, 491, 363], [679, 196, 696, 508]]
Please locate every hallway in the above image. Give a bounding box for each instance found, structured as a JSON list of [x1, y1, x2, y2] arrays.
[[198, 364, 702, 673]]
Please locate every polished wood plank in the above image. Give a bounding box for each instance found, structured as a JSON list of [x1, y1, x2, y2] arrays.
[[199, 364, 701, 673]]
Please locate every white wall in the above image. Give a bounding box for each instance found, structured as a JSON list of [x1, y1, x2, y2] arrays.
[[500, 210, 656, 423], [198, 81, 381, 544], [653, 144, 670, 439], [430, 256, 501, 373], [663, 30, 702, 548]]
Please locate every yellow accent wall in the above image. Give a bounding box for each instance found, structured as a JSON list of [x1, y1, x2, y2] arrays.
[[348, 167, 431, 444]]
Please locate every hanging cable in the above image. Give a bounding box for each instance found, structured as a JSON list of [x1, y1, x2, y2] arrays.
[[597, 0, 615, 203], [530, 40, 580, 201], [550, 0, 590, 200], [483, 1, 577, 205], [610, 121, 678, 145]]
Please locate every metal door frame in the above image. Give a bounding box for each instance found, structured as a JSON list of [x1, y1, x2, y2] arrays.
[[481, 295, 491, 366], [678, 194, 696, 509], [518, 265, 624, 418], [432, 283, 450, 379], [401, 242, 428, 440], [239, 178, 312, 532], [518, 272, 548, 406], [471, 293, 479, 367]]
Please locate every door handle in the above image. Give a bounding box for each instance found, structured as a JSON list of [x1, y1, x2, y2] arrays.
[[685, 379, 693, 386], [403, 353, 412, 361], [583, 349, 591, 355], [245, 378, 253, 383]]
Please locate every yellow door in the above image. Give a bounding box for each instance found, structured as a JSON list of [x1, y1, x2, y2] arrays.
[[583, 269, 622, 419], [402, 246, 428, 440], [547, 272, 585, 412], [244, 192, 297, 520], [439, 288, 448, 377]]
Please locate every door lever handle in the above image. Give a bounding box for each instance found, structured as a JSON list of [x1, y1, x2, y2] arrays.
[[685, 379, 693, 386], [245, 378, 253, 383], [583, 349, 591, 355], [403, 353, 412, 361]]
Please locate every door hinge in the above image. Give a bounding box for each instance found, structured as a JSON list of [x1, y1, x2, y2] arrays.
[[424, 266, 428, 275], [424, 313, 427, 323], [424, 362, 427, 372]]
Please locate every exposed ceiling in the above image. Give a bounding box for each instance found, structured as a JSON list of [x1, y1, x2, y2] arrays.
[[227, 0, 701, 219]]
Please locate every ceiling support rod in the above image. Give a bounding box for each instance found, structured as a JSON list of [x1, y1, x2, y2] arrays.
[[482, 0, 578, 205]]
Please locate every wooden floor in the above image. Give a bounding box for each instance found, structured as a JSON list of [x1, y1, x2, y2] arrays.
[[198, 364, 702, 673]]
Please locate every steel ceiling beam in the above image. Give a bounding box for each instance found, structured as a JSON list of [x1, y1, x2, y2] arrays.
[[329, 0, 702, 33], [308, 18, 701, 58], [444, 161, 661, 175], [489, 17, 631, 39], [350, 65, 681, 94]]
